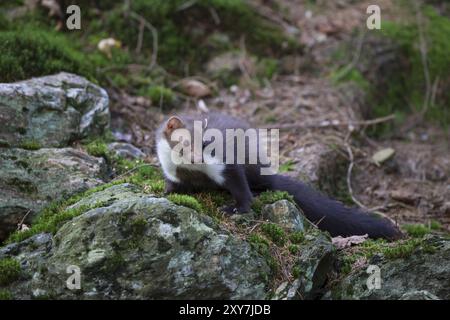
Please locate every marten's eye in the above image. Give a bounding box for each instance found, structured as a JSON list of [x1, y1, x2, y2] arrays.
[[183, 140, 190, 147]]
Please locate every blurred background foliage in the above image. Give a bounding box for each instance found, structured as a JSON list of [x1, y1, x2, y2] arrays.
[[0, 0, 448, 132]]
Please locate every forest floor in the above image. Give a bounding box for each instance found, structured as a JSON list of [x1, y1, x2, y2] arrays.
[[105, 0, 449, 232]]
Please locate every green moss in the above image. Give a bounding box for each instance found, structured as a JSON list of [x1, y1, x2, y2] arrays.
[[0, 258, 21, 286], [292, 265, 301, 279], [84, 0, 294, 74], [430, 220, 442, 230], [85, 140, 109, 158], [330, 67, 370, 91], [289, 231, 305, 244], [20, 139, 41, 150], [3, 162, 163, 245], [382, 239, 421, 259], [252, 191, 294, 213], [403, 224, 431, 238], [195, 191, 230, 220], [288, 244, 299, 255], [338, 237, 436, 274], [261, 223, 287, 246], [146, 180, 165, 194], [0, 289, 12, 300], [103, 253, 125, 273], [167, 194, 203, 212], [248, 234, 278, 274], [139, 86, 175, 106], [130, 216, 148, 236], [6, 204, 92, 243], [0, 29, 95, 83], [257, 58, 279, 80], [375, 6, 450, 127]]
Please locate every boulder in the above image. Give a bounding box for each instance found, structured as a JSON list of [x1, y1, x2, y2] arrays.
[[261, 200, 308, 232], [0, 148, 107, 241], [327, 235, 450, 300], [273, 230, 335, 300], [0, 183, 270, 299], [288, 143, 347, 191], [0, 72, 109, 148], [107, 142, 146, 160]]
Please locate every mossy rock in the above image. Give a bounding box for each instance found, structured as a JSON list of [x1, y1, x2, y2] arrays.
[[0, 183, 270, 299], [0, 73, 110, 148]]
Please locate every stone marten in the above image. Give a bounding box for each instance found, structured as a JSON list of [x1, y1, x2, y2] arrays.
[[156, 112, 402, 240]]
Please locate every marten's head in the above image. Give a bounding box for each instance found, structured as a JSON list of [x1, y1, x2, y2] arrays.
[[157, 115, 210, 166], [156, 115, 224, 184]]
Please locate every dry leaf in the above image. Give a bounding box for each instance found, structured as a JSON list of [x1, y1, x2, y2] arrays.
[[332, 234, 368, 249], [41, 0, 62, 18], [180, 79, 211, 98], [97, 38, 122, 59], [197, 99, 209, 113], [18, 224, 30, 232], [372, 147, 395, 166]]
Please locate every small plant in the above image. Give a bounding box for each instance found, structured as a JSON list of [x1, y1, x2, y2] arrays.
[[279, 160, 295, 173], [130, 216, 148, 236], [403, 224, 431, 238], [430, 220, 442, 230], [85, 139, 109, 158], [261, 223, 286, 246], [289, 231, 305, 244], [248, 234, 278, 274], [292, 265, 301, 279], [140, 86, 175, 106], [0, 290, 12, 300], [0, 258, 21, 286], [20, 139, 41, 150], [288, 244, 299, 255]]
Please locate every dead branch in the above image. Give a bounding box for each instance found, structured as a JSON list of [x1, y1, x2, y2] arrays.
[[128, 11, 158, 69], [414, 0, 431, 115], [344, 132, 368, 210], [264, 114, 396, 130]]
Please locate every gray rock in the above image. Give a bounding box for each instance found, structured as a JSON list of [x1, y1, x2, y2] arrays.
[[1, 184, 270, 299], [107, 142, 146, 160], [328, 235, 450, 300], [272, 230, 335, 300], [400, 290, 440, 300], [261, 200, 308, 232], [206, 51, 256, 82], [0, 147, 107, 240], [288, 143, 346, 191], [0, 72, 109, 148]]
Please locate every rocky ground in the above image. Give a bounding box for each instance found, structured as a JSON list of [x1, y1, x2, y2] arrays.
[[0, 73, 448, 300]]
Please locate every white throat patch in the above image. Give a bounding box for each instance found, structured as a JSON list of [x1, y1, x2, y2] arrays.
[[156, 138, 225, 185]]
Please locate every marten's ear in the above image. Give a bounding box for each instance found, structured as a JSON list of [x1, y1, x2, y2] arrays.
[[164, 116, 184, 136]]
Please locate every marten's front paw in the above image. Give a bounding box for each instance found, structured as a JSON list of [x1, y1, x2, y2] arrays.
[[221, 205, 239, 215], [221, 205, 249, 215]]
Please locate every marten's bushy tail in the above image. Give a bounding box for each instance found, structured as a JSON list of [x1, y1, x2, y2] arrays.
[[266, 174, 402, 240]]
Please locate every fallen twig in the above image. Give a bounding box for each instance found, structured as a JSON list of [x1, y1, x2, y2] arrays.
[[344, 132, 368, 210], [264, 114, 396, 130], [128, 11, 158, 69]]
